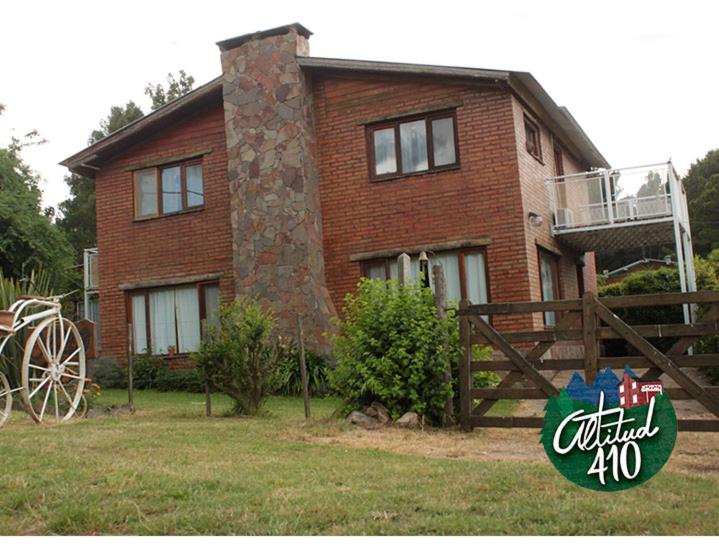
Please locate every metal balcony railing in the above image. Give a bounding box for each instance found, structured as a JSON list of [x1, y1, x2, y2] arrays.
[[546, 162, 687, 233]]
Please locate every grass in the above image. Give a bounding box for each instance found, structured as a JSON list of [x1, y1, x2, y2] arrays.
[[0, 390, 717, 535]]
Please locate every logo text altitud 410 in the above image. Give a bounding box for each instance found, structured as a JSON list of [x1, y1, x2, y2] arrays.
[[541, 368, 677, 491]]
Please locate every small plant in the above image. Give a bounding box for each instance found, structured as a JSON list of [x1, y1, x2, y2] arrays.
[[131, 352, 165, 390], [193, 297, 284, 415], [91, 357, 127, 389], [272, 346, 332, 397]]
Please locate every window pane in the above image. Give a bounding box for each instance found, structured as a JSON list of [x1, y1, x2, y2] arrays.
[[367, 262, 387, 280], [432, 117, 456, 166], [149, 289, 176, 354], [161, 166, 182, 214], [203, 284, 220, 330], [186, 164, 204, 208], [400, 120, 428, 173], [131, 294, 147, 354], [431, 253, 461, 303], [135, 169, 157, 217], [175, 286, 200, 353], [465, 252, 488, 305], [540, 253, 557, 325], [373, 128, 397, 175]]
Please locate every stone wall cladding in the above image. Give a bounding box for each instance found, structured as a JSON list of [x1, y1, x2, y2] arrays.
[[220, 29, 336, 350], [94, 101, 234, 363]]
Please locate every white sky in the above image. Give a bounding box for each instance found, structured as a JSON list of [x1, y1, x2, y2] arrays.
[[1, 0, 717, 210]]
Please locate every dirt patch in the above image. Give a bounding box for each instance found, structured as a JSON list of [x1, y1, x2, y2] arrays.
[[286, 422, 719, 479]]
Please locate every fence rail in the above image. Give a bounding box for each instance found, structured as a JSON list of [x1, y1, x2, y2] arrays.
[[458, 290, 719, 433]]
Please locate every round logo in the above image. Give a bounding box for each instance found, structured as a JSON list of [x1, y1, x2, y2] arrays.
[[541, 368, 677, 492]]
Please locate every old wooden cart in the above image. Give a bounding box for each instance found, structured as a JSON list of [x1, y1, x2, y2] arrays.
[[0, 294, 86, 427]]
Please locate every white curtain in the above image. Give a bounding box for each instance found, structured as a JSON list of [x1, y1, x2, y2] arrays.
[[540, 254, 557, 325], [431, 253, 461, 303], [175, 286, 200, 353], [149, 289, 176, 354], [465, 252, 488, 305], [131, 294, 147, 354]]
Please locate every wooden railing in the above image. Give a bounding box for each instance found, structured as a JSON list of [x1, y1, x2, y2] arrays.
[[457, 291, 719, 432]]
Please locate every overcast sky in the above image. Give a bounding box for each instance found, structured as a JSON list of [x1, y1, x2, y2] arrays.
[[1, 0, 717, 210]]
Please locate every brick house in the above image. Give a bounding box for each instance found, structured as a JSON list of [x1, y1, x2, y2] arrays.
[[61, 23, 607, 364]]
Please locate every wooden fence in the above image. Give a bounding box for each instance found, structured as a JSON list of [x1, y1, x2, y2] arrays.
[[457, 290, 719, 432]]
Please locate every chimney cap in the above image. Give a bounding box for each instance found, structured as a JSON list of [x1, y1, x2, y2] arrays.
[[217, 22, 312, 51]]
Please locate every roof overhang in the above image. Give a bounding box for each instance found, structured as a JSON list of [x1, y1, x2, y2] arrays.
[[61, 57, 608, 176], [60, 77, 223, 177]]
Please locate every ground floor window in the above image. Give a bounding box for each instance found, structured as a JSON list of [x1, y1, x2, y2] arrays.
[[363, 248, 489, 305], [128, 281, 220, 355], [538, 249, 561, 326]]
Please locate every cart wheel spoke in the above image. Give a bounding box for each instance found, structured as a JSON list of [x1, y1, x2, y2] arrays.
[[28, 376, 51, 399], [60, 348, 81, 367], [36, 338, 52, 364], [39, 380, 53, 421]]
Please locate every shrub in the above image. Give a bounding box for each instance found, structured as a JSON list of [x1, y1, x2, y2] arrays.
[[329, 278, 456, 423], [271, 346, 332, 397], [131, 352, 164, 390], [598, 260, 719, 382], [91, 357, 127, 389], [193, 298, 284, 415], [154, 366, 204, 393]]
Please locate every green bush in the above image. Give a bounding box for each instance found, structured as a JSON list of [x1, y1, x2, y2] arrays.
[[329, 278, 457, 423], [131, 352, 164, 390], [154, 366, 204, 393], [271, 346, 332, 397], [91, 357, 127, 389], [193, 298, 283, 415], [598, 259, 719, 382]]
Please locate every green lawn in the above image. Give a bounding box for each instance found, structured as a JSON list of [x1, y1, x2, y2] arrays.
[[0, 390, 717, 535]]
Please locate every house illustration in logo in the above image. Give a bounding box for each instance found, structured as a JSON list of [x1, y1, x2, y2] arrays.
[[618, 372, 664, 408]]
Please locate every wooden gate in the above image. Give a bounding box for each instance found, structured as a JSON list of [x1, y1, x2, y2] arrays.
[[457, 291, 719, 432]]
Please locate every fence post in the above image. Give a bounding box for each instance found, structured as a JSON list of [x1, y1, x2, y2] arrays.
[[297, 315, 310, 419], [433, 264, 453, 426], [582, 291, 598, 384], [201, 319, 211, 417], [127, 323, 135, 413], [458, 299, 472, 431], [397, 253, 411, 286]]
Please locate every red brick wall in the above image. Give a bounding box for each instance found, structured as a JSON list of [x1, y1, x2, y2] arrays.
[[312, 73, 535, 330], [510, 95, 598, 327], [94, 100, 233, 363]]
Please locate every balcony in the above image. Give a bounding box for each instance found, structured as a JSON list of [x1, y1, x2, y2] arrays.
[[546, 162, 697, 320], [546, 162, 689, 253]]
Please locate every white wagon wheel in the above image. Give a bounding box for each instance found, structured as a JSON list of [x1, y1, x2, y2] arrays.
[[21, 316, 86, 424], [0, 372, 12, 428]]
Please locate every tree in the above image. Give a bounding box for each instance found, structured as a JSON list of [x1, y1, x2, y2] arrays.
[[88, 101, 145, 144], [684, 149, 719, 256], [58, 71, 195, 260], [144, 70, 195, 111], [0, 128, 73, 288], [58, 101, 145, 261]]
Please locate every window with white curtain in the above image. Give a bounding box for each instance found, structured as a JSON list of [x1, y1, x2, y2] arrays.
[[129, 282, 220, 354], [363, 249, 488, 306]]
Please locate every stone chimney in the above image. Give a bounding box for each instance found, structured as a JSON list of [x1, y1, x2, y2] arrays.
[[217, 24, 336, 350]]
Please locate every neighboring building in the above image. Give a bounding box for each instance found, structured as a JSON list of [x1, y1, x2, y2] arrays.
[[618, 372, 664, 408], [61, 23, 608, 364], [603, 256, 675, 284]]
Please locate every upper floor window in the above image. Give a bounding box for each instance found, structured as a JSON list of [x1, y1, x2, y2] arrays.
[[368, 111, 459, 181], [524, 116, 542, 162], [553, 145, 564, 176], [134, 159, 204, 219]]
